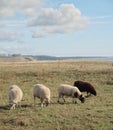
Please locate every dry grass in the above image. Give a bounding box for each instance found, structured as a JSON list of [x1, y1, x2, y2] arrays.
[[0, 60, 113, 130]]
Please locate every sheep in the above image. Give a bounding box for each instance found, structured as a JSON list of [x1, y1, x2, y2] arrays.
[[9, 85, 23, 109], [73, 80, 97, 97], [57, 84, 85, 104], [33, 84, 51, 108]]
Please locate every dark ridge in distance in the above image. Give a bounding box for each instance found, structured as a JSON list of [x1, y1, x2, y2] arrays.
[[0, 54, 113, 62]]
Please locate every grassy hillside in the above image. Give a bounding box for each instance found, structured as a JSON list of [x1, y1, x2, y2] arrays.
[[0, 56, 36, 62], [0, 61, 113, 130]]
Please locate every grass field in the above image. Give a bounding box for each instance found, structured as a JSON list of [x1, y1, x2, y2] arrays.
[[0, 60, 113, 130]]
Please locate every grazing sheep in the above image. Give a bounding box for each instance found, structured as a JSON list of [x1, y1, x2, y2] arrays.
[[57, 84, 85, 104], [9, 85, 23, 109], [74, 80, 97, 96], [33, 84, 50, 108]]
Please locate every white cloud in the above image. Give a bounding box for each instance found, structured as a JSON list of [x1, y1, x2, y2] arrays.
[[0, 45, 24, 55], [0, 0, 43, 17], [0, 45, 43, 55], [0, 20, 27, 41], [1, 20, 27, 29], [28, 4, 89, 37], [0, 1, 88, 39], [32, 30, 48, 38], [0, 31, 18, 41]]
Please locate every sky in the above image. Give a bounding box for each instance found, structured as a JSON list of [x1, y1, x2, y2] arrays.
[[0, 0, 113, 57]]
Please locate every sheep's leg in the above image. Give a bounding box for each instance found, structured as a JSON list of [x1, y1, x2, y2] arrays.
[[57, 94, 61, 102], [87, 92, 91, 97], [41, 103, 43, 108], [34, 96, 36, 107], [58, 93, 65, 102], [40, 98, 44, 108], [62, 96, 65, 102], [57, 97, 60, 102], [10, 104, 16, 109], [73, 98, 77, 104], [72, 98, 74, 103]]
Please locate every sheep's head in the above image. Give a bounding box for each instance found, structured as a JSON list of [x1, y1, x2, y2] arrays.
[[45, 98, 50, 106], [79, 95, 85, 103], [93, 90, 97, 96]]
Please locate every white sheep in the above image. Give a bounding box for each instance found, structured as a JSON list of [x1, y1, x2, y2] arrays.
[[9, 85, 23, 109], [57, 84, 85, 103], [33, 84, 51, 108]]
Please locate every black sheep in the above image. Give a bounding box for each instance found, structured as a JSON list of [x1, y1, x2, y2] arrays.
[[73, 80, 97, 96]]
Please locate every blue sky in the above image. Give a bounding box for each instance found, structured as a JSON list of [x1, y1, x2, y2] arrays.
[[0, 0, 113, 56]]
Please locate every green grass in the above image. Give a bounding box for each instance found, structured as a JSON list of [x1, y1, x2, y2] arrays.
[[0, 61, 113, 130]]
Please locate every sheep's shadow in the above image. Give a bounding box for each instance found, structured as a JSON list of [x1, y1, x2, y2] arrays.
[[0, 104, 33, 110], [51, 96, 86, 105], [0, 101, 82, 110], [50, 101, 80, 105], [0, 105, 10, 110], [21, 104, 32, 108]]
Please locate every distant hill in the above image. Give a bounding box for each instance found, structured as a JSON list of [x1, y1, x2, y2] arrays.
[[0, 55, 113, 62], [29, 55, 113, 61], [30, 55, 59, 60], [0, 55, 37, 62]]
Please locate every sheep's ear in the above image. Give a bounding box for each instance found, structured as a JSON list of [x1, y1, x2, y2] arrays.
[[74, 92, 78, 98]]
